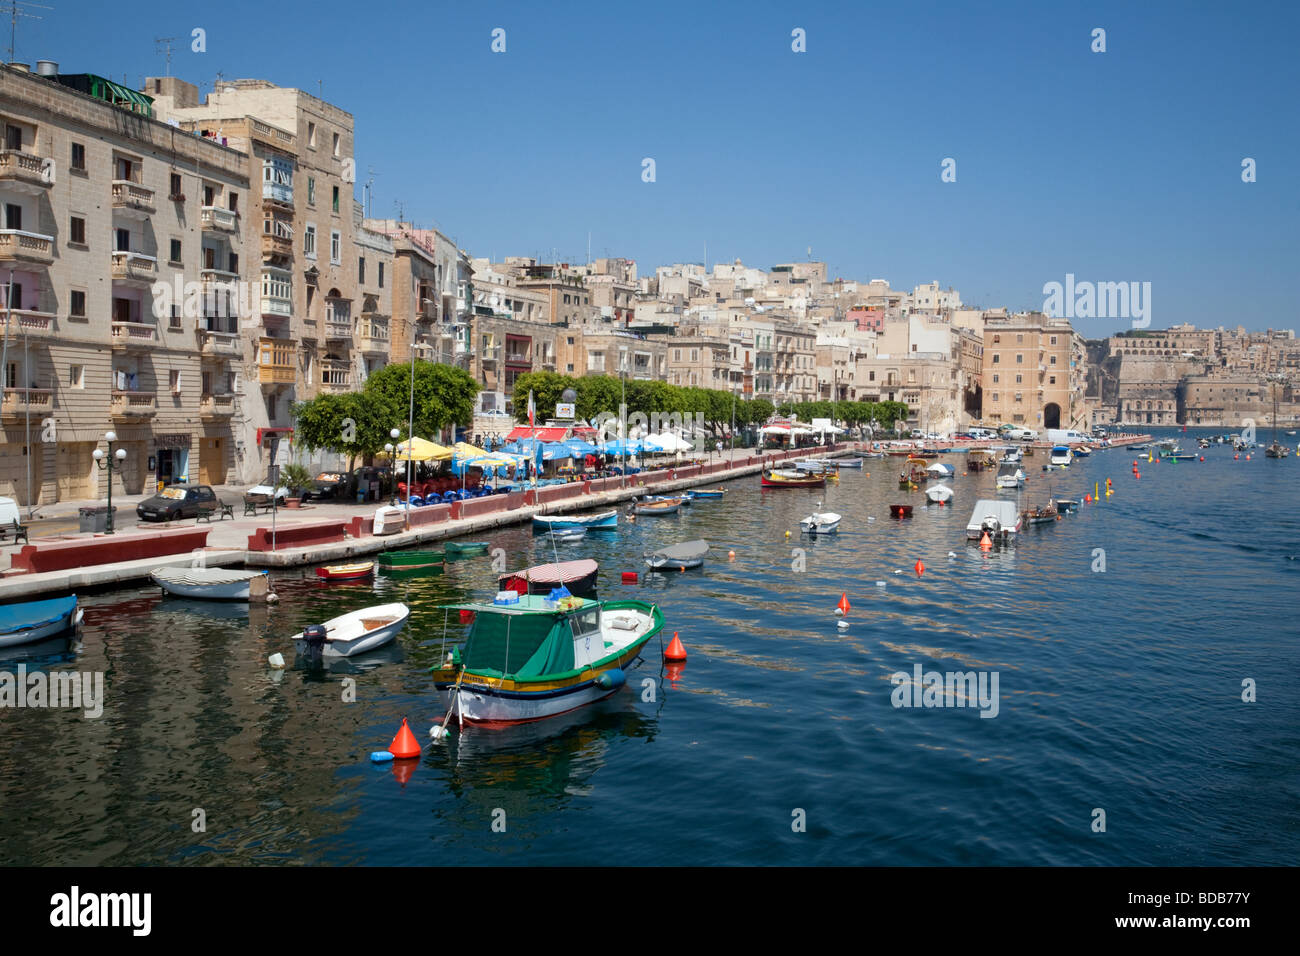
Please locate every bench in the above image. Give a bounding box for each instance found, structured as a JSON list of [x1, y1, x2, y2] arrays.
[[0, 518, 29, 545], [197, 501, 235, 523], [243, 495, 276, 516]]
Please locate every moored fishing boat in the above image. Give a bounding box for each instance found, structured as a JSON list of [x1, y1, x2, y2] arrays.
[[926, 484, 954, 505], [645, 539, 709, 569], [151, 567, 269, 600], [431, 594, 665, 725], [446, 541, 490, 558], [799, 504, 842, 534], [966, 499, 1021, 541], [889, 503, 914, 518], [378, 550, 445, 571], [1053, 498, 1079, 513], [316, 562, 375, 581], [632, 497, 683, 516], [1049, 446, 1072, 466], [499, 558, 599, 598], [688, 487, 726, 499], [966, 450, 998, 472], [0, 595, 83, 649], [761, 469, 825, 488], [1020, 502, 1060, 525], [532, 511, 618, 533], [292, 602, 410, 658], [995, 463, 1026, 488]]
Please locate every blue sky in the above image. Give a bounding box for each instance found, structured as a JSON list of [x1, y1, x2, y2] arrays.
[[33, 0, 1298, 336]]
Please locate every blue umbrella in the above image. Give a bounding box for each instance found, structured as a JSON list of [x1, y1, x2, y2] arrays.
[[602, 438, 643, 456], [562, 438, 599, 457], [540, 443, 574, 461]]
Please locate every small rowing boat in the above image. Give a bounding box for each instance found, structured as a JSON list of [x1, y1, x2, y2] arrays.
[[532, 511, 618, 533], [151, 567, 269, 600], [378, 550, 445, 571], [293, 603, 410, 658], [799, 504, 842, 534], [499, 558, 599, 598], [446, 541, 490, 558], [762, 469, 825, 488], [0, 595, 83, 649], [633, 497, 683, 516], [688, 488, 726, 499], [645, 539, 709, 570], [889, 504, 914, 519], [316, 562, 375, 581]]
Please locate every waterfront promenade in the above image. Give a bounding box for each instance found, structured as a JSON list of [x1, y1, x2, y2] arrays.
[[0, 435, 1152, 601]]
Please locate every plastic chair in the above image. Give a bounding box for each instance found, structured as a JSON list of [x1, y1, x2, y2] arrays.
[[408, 495, 423, 506]]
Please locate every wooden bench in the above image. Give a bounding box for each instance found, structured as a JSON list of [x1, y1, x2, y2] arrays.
[[197, 500, 235, 523], [0, 518, 29, 545]]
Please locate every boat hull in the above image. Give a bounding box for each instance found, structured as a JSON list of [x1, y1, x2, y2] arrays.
[[379, 551, 445, 568], [0, 596, 82, 648], [292, 603, 409, 658], [761, 471, 825, 488], [532, 511, 618, 532], [151, 569, 265, 600], [316, 563, 375, 581]]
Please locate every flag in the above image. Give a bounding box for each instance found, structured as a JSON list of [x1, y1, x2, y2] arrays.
[[527, 389, 535, 427]]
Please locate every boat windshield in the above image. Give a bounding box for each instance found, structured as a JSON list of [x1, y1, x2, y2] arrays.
[[570, 607, 601, 639]]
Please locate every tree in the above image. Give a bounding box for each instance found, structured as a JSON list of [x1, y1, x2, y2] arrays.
[[292, 391, 400, 472], [364, 361, 478, 439], [511, 371, 578, 423]]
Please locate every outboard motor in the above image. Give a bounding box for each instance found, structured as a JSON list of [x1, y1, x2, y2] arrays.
[[302, 623, 328, 660]]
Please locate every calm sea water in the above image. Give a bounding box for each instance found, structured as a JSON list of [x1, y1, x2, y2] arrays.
[[2, 427, 1296, 866]]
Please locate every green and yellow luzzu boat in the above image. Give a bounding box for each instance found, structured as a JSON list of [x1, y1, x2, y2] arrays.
[[379, 550, 445, 571], [431, 594, 664, 726]]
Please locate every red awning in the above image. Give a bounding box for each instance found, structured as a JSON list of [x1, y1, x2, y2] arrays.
[[505, 426, 568, 442], [257, 427, 294, 445]]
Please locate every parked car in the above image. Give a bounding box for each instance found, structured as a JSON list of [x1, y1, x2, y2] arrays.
[[305, 471, 345, 501], [137, 484, 218, 521], [1005, 427, 1039, 441]]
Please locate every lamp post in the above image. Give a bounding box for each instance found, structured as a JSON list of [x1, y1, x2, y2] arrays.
[[91, 431, 128, 534], [391, 427, 410, 527], [384, 442, 396, 505]]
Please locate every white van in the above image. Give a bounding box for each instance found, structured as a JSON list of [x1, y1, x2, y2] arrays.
[[1005, 427, 1038, 441], [1045, 428, 1087, 445]]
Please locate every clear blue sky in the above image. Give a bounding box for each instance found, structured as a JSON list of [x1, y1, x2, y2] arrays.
[[31, 0, 1298, 337]]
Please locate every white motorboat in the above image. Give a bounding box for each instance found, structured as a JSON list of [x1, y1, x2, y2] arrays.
[[151, 566, 269, 601], [799, 503, 842, 534], [926, 484, 954, 505], [1049, 445, 1072, 466], [292, 603, 410, 658], [645, 539, 709, 569], [966, 499, 1022, 541], [995, 463, 1026, 488]]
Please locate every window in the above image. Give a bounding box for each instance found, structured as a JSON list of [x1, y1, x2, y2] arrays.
[[69, 365, 84, 388], [203, 184, 215, 206], [307, 177, 315, 205], [332, 132, 340, 157], [3, 123, 20, 150], [170, 172, 182, 198], [70, 216, 86, 245], [308, 122, 316, 147], [1015, 354, 1023, 364], [331, 185, 339, 213], [169, 306, 182, 331], [115, 228, 130, 252], [169, 369, 181, 393], [1050, 355, 1057, 365], [70, 291, 86, 317], [70, 142, 86, 171], [228, 192, 238, 213], [1016, 334, 1023, 343], [169, 239, 182, 263], [1049, 336, 1057, 345], [3, 203, 20, 230], [358, 257, 365, 283], [1049, 375, 1056, 385], [1015, 374, 1022, 384], [992, 354, 1000, 364], [992, 374, 999, 384], [330, 230, 340, 264], [303, 223, 316, 258], [378, 262, 384, 288], [992, 393, 999, 402]]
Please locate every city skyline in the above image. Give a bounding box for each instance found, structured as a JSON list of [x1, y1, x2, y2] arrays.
[[22, 0, 1297, 336]]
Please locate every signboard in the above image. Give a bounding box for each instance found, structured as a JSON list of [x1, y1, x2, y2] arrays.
[[155, 433, 191, 449], [810, 418, 833, 431], [555, 403, 575, 419]]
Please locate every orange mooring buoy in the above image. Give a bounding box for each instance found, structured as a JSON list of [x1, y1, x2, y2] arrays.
[[388, 718, 422, 759], [665, 631, 687, 662], [1085, 494, 1092, 503], [837, 593, 851, 615], [914, 559, 925, 577], [979, 532, 992, 550]]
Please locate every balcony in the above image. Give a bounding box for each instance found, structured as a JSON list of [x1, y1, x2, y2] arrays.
[[111, 321, 158, 350], [261, 232, 293, 259], [201, 267, 240, 294], [110, 390, 158, 420], [325, 319, 353, 343], [320, 360, 352, 392], [0, 387, 52, 422], [360, 318, 390, 352], [0, 229, 54, 266], [261, 294, 292, 318], [262, 181, 294, 206], [2, 309, 56, 337], [112, 180, 156, 217], [198, 328, 242, 358], [419, 297, 437, 321], [257, 337, 296, 385], [479, 345, 501, 364], [111, 250, 157, 286], [504, 352, 531, 366], [0, 148, 52, 193], [200, 206, 239, 233], [200, 392, 236, 419]]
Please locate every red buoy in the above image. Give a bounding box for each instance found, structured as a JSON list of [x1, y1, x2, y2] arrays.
[[388, 718, 422, 760], [837, 593, 851, 615], [914, 559, 925, 577], [665, 631, 687, 662], [621, 571, 638, 584]]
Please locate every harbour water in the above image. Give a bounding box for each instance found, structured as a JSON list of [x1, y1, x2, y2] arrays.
[[1, 428, 1296, 865]]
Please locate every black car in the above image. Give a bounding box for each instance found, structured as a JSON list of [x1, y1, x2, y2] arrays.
[[305, 472, 344, 501], [136, 484, 217, 521]]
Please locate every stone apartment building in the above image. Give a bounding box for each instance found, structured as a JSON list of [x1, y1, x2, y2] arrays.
[[1, 63, 251, 506], [151, 76, 391, 477], [981, 312, 1087, 431]]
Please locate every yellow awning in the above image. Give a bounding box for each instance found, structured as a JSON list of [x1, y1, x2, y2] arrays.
[[391, 436, 452, 461], [453, 441, 490, 461]]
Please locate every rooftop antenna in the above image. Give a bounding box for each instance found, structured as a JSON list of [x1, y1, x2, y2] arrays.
[[154, 36, 176, 76], [317, 79, 323, 99], [5, 0, 49, 63], [364, 166, 375, 217], [393, 199, 404, 224]]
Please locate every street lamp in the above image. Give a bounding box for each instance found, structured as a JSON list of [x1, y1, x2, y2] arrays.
[[390, 427, 409, 526], [91, 430, 128, 534], [384, 442, 397, 505]]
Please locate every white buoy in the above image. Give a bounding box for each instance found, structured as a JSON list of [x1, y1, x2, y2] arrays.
[[948, 551, 957, 559], [867, 517, 875, 522], [430, 725, 449, 740], [268, 652, 285, 669], [834, 607, 844, 617], [876, 580, 887, 587], [893, 569, 904, 575], [836, 620, 850, 630], [266, 592, 280, 604]]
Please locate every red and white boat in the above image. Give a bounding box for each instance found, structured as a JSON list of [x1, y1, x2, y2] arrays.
[[315, 562, 375, 581], [499, 558, 598, 598]]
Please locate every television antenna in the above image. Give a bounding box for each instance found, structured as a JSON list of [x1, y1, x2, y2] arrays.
[[6, 0, 51, 63], [155, 36, 177, 76]]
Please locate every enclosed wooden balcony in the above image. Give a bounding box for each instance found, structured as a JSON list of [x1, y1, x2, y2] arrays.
[[257, 337, 296, 384]]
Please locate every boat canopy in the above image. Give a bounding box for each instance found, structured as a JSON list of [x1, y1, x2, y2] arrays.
[[966, 499, 1019, 533], [444, 595, 602, 678]]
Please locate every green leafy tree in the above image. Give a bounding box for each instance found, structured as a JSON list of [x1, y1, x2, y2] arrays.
[[364, 361, 479, 438], [293, 391, 400, 472], [511, 371, 578, 423]]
